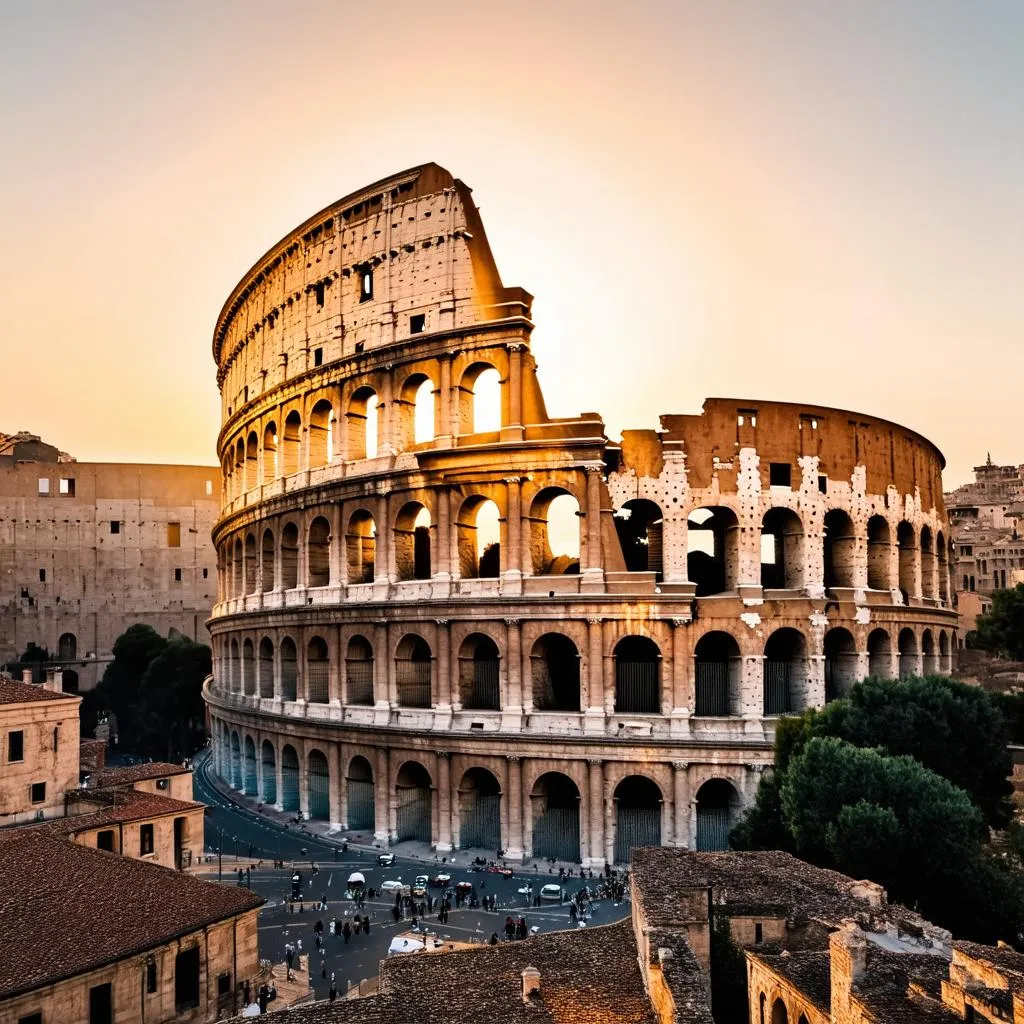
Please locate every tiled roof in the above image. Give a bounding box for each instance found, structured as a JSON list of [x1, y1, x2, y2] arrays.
[[749, 950, 832, 1014], [226, 920, 656, 1024], [853, 946, 960, 1024], [955, 939, 1024, 981], [92, 762, 191, 787], [0, 829, 262, 1000], [0, 678, 78, 705], [35, 789, 203, 836]]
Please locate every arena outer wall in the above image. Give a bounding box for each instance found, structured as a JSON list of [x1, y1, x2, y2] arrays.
[[203, 163, 956, 866]]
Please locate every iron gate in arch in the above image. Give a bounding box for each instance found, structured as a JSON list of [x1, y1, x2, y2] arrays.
[[261, 744, 276, 805], [460, 793, 500, 850], [308, 751, 330, 819], [696, 806, 730, 851], [533, 807, 579, 862], [395, 763, 432, 842], [613, 776, 663, 864], [346, 757, 374, 831], [280, 747, 300, 813]]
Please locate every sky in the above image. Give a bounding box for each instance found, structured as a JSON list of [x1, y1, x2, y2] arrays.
[[1, 1, 1021, 488]]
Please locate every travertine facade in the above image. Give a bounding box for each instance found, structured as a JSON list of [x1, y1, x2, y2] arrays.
[[0, 442, 219, 690], [204, 164, 957, 865]]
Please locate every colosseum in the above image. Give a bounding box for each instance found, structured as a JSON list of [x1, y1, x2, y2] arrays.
[[204, 163, 957, 865]]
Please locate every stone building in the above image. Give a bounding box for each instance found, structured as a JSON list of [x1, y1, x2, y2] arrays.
[[203, 163, 957, 865], [0, 435, 219, 691]]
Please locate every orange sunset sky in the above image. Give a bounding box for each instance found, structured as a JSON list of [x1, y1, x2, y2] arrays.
[[1, 1, 1022, 488]]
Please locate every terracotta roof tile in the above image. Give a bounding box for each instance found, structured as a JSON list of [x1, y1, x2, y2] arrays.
[[0, 678, 78, 705], [34, 789, 203, 836], [92, 762, 191, 787]]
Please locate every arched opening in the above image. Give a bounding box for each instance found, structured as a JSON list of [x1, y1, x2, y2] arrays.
[[281, 744, 300, 813], [347, 387, 379, 460], [395, 761, 432, 842], [897, 521, 916, 601], [771, 998, 789, 1024], [761, 509, 805, 589], [530, 772, 580, 862], [346, 756, 374, 831], [232, 539, 243, 599], [280, 522, 299, 589], [463, 364, 501, 434], [241, 639, 255, 696], [58, 632, 77, 661], [346, 509, 376, 584], [613, 776, 662, 864], [308, 400, 333, 467], [867, 629, 892, 679], [228, 639, 240, 693], [395, 502, 432, 581], [307, 516, 331, 587], [898, 628, 918, 679], [921, 526, 936, 600], [262, 422, 278, 483], [530, 490, 581, 575], [246, 431, 259, 487], [823, 509, 856, 590], [229, 732, 241, 788], [222, 457, 232, 504], [824, 627, 857, 701], [615, 499, 664, 578], [458, 633, 500, 710], [399, 374, 436, 448], [530, 633, 580, 712], [258, 637, 274, 698], [260, 740, 276, 804], [307, 637, 329, 703], [695, 779, 740, 851], [763, 628, 807, 715], [345, 636, 374, 705], [280, 636, 298, 701], [243, 735, 257, 794], [922, 629, 937, 675], [614, 636, 661, 714], [282, 411, 302, 476], [937, 531, 949, 602], [261, 529, 275, 592], [242, 534, 255, 594], [456, 497, 501, 578], [61, 670, 79, 693], [458, 768, 501, 850], [687, 507, 740, 595], [693, 631, 741, 716], [867, 516, 891, 590], [308, 749, 330, 820], [234, 438, 245, 496], [395, 634, 432, 708]]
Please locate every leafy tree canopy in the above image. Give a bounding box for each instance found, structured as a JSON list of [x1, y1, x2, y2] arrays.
[[973, 584, 1024, 660]]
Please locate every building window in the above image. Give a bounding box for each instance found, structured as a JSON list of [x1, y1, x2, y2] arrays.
[[217, 972, 232, 996], [174, 568, 182, 582], [359, 267, 373, 302], [89, 983, 113, 1024], [755, 922, 763, 944], [110, 520, 120, 534], [8, 731, 24, 763], [167, 522, 181, 547], [37, 478, 49, 495], [314, 347, 323, 367], [53, 727, 58, 753], [203, 568, 209, 579], [174, 947, 201, 1012], [30, 781, 46, 804], [156, 778, 169, 790], [17, 1013, 43, 1024], [38, 569, 46, 582], [206, 480, 213, 496], [140, 823, 154, 856], [314, 281, 326, 307], [769, 463, 792, 487], [410, 313, 426, 334], [59, 478, 75, 497], [97, 829, 115, 851], [146, 959, 158, 994]]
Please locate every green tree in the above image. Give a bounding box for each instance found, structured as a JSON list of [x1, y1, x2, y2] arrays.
[[709, 914, 748, 1024], [95, 624, 168, 745], [973, 584, 1024, 660], [135, 638, 211, 761]]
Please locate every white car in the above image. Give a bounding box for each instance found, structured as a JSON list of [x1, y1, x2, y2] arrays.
[[539, 884, 563, 902], [380, 879, 410, 896], [415, 874, 430, 887], [377, 853, 395, 866]]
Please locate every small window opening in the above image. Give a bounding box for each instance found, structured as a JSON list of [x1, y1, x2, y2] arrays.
[[217, 972, 231, 996], [174, 568, 182, 582], [140, 823, 154, 855], [9, 731, 24, 762], [769, 463, 792, 487], [354, 341, 365, 353], [818, 475, 828, 494], [97, 829, 115, 851], [205, 480, 213, 495], [110, 520, 120, 534], [31, 781, 46, 804], [755, 923, 763, 944], [314, 347, 323, 367], [167, 522, 181, 547], [359, 268, 373, 302], [203, 568, 209, 579], [410, 313, 426, 334], [59, 478, 75, 496], [38, 569, 45, 582], [146, 959, 157, 994], [314, 281, 326, 307], [38, 478, 49, 495]]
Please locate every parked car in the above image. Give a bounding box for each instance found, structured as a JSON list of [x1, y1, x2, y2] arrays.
[[380, 879, 410, 897], [412, 879, 428, 898], [487, 865, 514, 877], [378, 852, 396, 866], [539, 884, 563, 902], [430, 872, 451, 888]]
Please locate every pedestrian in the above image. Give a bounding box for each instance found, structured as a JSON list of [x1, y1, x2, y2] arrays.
[[392, 905, 400, 923], [342, 921, 351, 944], [329, 978, 338, 1003], [362, 914, 370, 933], [321, 961, 327, 980], [489, 932, 498, 945]]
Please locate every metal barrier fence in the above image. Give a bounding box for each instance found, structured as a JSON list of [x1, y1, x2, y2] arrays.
[[396, 788, 431, 841], [696, 806, 730, 851], [533, 807, 580, 861], [615, 661, 660, 713], [460, 793, 501, 849], [347, 779, 374, 830], [307, 662, 329, 703], [763, 661, 792, 715], [695, 662, 729, 716], [465, 661, 500, 709], [396, 662, 431, 707], [345, 660, 374, 704], [614, 807, 661, 864]]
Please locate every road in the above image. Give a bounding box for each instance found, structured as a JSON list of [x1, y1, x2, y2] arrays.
[[193, 755, 631, 999]]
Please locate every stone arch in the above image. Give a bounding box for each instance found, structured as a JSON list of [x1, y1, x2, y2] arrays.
[[280, 744, 300, 813], [823, 509, 856, 590], [307, 636, 329, 703], [246, 430, 259, 487], [395, 760, 433, 842], [307, 516, 331, 588], [399, 372, 436, 448], [346, 508, 377, 584], [763, 628, 807, 715], [229, 731, 241, 788], [898, 627, 918, 679], [280, 636, 298, 701], [867, 515, 891, 590], [307, 749, 330, 820], [58, 632, 77, 661], [228, 638, 240, 693], [867, 628, 893, 679], [232, 538, 243, 599], [695, 778, 740, 851], [458, 632, 501, 710], [897, 521, 916, 600], [939, 629, 951, 673], [244, 533, 257, 594], [395, 634, 432, 708], [395, 501, 432, 581], [456, 496, 501, 578], [824, 627, 857, 701], [460, 362, 502, 434], [761, 508, 805, 590], [347, 386, 379, 460], [615, 499, 664, 578], [282, 410, 302, 476], [308, 399, 334, 468], [260, 740, 276, 804], [922, 628, 937, 675], [262, 421, 278, 483], [614, 635, 661, 714], [693, 631, 741, 716], [613, 775, 662, 864], [234, 438, 245, 496], [261, 528, 275, 592], [688, 506, 740, 595], [530, 487, 581, 575], [920, 525, 936, 600], [530, 633, 580, 712], [241, 638, 255, 696], [771, 998, 788, 1024], [457, 767, 502, 850], [243, 735, 258, 794], [937, 529, 949, 602], [280, 522, 299, 589], [258, 637, 274, 698], [530, 772, 581, 862], [345, 635, 374, 705], [346, 755, 374, 831]]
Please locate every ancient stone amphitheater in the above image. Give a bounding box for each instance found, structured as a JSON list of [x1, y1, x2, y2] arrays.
[[204, 163, 956, 865]]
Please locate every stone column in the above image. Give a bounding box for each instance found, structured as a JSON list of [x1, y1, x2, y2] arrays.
[[507, 343, 523, 428], [580, 464, 605, 580], [255, 733, 264, 799], [503, 476, 523, 579], [503, 618, 522, 717], [274, 739, 284, 812], [298, 742, 311, 820], [436, 752, 452, 852], [434, 488, 452, 578], [437, 355, 453, 445], [373, 622, 389, 708], [329, 744, 342, 829], [378, 372, 396, 456], [505, 756, 524, 861], [374, 748, 389, 843], [672, 762, 689, 847], [588, 759, 605, 868], [584, 617, 604, 733], [448, 625, 460, 709], [435, 619, 451, 710], [376, 494, 392, 584]]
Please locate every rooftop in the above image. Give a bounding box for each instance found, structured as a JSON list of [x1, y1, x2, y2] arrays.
[[91, 762, 191, 787], [35, 788, 202, 837], [0, 829, 262, 1000], [0, 677, 78, 706]]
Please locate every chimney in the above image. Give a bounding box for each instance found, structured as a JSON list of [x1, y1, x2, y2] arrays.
[[43, 669, 63, 693], [521, 966, 540, 1002], [22, 669, 33, 686]]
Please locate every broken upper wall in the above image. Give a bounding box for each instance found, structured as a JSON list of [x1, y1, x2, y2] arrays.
[[212, 163, 533, 418]]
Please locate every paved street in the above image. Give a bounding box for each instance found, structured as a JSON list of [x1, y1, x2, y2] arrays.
[[193, 754, 632, 999]]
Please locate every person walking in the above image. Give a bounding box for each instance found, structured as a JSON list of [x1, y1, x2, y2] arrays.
[[342, 920, 351, 944]]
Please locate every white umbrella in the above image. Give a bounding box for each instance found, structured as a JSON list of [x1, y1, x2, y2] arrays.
[[347, 872, 365, 885], [388, 936, 425, 954]]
